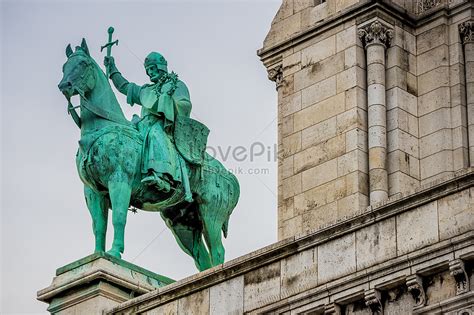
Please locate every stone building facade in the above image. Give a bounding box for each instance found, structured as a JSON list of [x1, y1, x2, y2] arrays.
[[39, 0, 474, 314]]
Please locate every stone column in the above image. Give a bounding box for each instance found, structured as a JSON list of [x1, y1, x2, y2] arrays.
[[460, 21, 474, 166], [358, 21, 393, 204]]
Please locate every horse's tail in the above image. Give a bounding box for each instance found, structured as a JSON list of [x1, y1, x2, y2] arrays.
[[221, 171, 239, 238]]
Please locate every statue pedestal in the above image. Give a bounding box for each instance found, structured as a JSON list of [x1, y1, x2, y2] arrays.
[[37, 252, 174, 314]]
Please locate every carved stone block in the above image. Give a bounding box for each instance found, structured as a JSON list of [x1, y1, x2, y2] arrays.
[[406, 274, 426, 307], [449, 259, 470, 295], [364, 289, 383, 315]]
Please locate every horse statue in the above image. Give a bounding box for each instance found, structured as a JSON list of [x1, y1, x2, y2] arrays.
[[57, 38, 240, 271]]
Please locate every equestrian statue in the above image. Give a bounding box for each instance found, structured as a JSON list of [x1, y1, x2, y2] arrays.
[[57, 28, 240, 272]]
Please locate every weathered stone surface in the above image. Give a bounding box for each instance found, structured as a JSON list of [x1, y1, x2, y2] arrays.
[[177, 289, 209, 315], [294, 92, 345, 131], [397, 201, 439, 255], [383, 287, 414, 315], [210, 276, 244, 315], [145, 300, 178, 315], [419, 128, 452, 159], [281, 214, 303, 238], [345, 45, 366, 69], [295, 177, 346, 214], [301, 76, 337, 107], [295, 52, 344, 91], [302, 200, 338, 231], [419, 107, 451, 137], [336, 66, 366, 93], [336, 108, 367, 134], [417, 24, 447, 55], [386, 87, 417, 116], [244, 261, 281, 312], [356, 218, 397, 270], [282, 173, 302, 199], [420, 150, 453, 180], [318, 233, 356, 283], [294, 133, 345, 173], [417, 66, 450, 96], [418, 86, 450, 116], [417, 44, 449, 75], [425, 271, 457, 305], [338, 149, 368, 176], [302, 116, 337, 149], [282, 132, 302, 157], [336, 25, 357, 52], [281, 248, 317, 298], [302, 158, 338, 191], [438, 188, 474, 240], [281, 91, 302, 117], [301, 35, 336, 66]]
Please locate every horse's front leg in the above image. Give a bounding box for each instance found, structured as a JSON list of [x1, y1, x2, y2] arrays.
[[84, 186, 109, 253], [107, 177, 132, 258]]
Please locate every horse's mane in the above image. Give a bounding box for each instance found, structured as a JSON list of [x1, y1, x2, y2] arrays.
[[70, 48, 129, 125]]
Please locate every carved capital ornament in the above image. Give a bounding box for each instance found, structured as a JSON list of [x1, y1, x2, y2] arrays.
[[459, 21, 474, 45], [358, 21, 394, 49], [267, 64, 283, 90]]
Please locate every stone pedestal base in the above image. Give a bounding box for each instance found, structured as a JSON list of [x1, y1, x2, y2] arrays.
[[37, 252, 174, 314]]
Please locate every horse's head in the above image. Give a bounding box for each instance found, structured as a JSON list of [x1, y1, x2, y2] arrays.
[[58, 38, 97, 100]]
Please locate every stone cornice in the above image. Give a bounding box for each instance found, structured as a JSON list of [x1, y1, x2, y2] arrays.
[[106, 169, 474, 314], [358, 20, 394, 49], [460, 20, 474, 45]]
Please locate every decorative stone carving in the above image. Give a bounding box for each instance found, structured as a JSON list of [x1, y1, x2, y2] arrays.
[[365, 289, 383, 315], [449, 259, 470, 295], [267, 64, 283, 90], [458, 309, 473, 315], [358, 21, 393, 49], [406, 274, 426, 307], [324, 303, 341, 315], [416, 0, 442, 14], [459, 21, 474, 45]]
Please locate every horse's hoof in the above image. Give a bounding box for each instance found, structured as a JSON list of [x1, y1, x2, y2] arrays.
[[106, 249, 121, 258]]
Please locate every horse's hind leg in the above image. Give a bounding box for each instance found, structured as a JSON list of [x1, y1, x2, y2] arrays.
[[107, 180, 132, 258], [84, 186, 109, 253], [201, 205, 225, 266], [160, 211, 212, 271]]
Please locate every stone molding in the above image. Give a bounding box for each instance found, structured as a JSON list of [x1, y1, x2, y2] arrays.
[[449, 259, 470, 295], [324, 303, 342, 315], [460, 21, 474, 45], [406, 274, 426, 307], [358, 20, 394, 49]]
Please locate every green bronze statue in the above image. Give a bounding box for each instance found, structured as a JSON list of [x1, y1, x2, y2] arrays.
[[58, 30, 240, 272]]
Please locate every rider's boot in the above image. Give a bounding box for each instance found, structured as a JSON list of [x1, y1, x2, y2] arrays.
[[141, 171, 171, 192]]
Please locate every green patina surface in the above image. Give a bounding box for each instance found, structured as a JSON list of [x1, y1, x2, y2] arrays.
[[56, 252, 175, 285], [57, 28, 240, 272]]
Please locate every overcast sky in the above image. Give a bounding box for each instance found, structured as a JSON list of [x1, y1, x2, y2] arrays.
[[1, 0, 281, 313]]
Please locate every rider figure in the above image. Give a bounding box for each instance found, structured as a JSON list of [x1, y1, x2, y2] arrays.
[[104, 52, 191, 196]]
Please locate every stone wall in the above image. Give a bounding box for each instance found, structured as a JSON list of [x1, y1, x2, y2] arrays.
[[106, 170, 474, 314], [260, 0, 474, 240]]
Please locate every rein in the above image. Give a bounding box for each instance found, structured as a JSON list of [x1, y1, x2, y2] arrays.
[[66, 59, 130, 128]]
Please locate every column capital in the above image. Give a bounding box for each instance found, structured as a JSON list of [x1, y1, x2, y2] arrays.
[[459, 21, 474, 45], [267, 64, 283, 90], [358, 21, 393, 49]]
